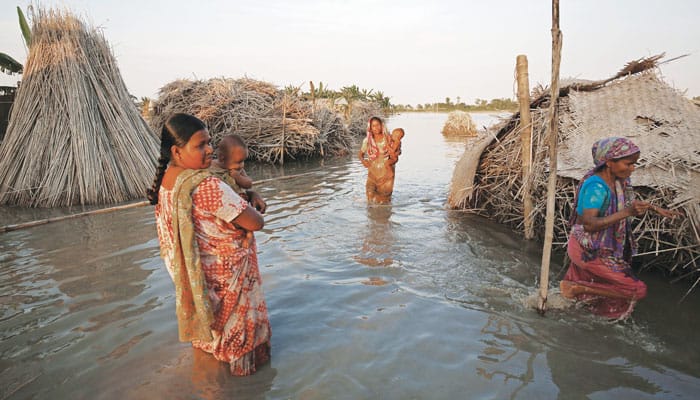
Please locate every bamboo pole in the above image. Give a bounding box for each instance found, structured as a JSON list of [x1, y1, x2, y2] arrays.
[[537, 0, 562, 315], [0, 171, 323, 233], [516, 54, 534, 239]]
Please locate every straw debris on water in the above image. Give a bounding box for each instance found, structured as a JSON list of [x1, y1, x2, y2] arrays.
[[442, 111, 477, 136]]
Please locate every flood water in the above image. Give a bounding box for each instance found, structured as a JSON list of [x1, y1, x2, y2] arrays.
[[2, 112, 700, 399]]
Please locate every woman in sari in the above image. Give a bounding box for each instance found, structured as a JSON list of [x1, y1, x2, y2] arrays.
[[147, 113, 271, 375], [358, 116, 399, 204], [560, 137, 679, 319]]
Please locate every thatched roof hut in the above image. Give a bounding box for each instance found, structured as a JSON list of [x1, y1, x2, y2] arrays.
[[149, 78, 353, 164], [442, 111, 477, 136], [0, 8, 158, 207], [448, 55, 700, 285]]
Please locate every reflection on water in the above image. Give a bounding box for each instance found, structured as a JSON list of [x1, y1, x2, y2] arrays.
[[2, 113, 700, 399]]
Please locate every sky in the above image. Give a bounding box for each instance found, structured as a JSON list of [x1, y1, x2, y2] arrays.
[[1, 0, 698, 105]]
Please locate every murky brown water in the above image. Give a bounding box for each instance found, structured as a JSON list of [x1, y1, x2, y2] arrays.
[[2, 112, 699, 399]]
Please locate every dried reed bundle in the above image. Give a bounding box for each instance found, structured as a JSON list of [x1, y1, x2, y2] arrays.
[[347, 101, 383, 136], [0, 8, 158, 207], [150, 78, 353, 163], [442, 111, 477, 136]]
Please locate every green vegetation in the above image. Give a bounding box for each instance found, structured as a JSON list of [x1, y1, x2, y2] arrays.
[[393, 97, 519, 113], [1, 7, 31, 76], [301, 82, 391, 110]]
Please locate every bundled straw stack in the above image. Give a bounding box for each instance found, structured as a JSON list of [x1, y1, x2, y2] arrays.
[[347, 101, 384, 136], [149, 78, 354, 164], [442, 111, 477, 136], [448, 55, 700, 286], [0, 8, 158, 207]]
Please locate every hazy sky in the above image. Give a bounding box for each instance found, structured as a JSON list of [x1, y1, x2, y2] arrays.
[[1, 0, 698, 105]]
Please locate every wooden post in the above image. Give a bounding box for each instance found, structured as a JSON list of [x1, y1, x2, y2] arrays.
[[516, 54, 534, 239], [538, 0, 562, 315]]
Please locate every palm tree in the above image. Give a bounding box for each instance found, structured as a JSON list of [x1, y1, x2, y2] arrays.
[[340, 85, 363, 120]]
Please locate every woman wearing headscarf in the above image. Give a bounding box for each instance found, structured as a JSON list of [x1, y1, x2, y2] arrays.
[[358, 116, 399, 204], [560, 137, 680, 319]]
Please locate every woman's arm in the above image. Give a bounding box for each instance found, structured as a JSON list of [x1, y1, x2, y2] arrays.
[[581, 200, 649, 232], [232, 206, 264, 231], [358, 148, 370, 168]]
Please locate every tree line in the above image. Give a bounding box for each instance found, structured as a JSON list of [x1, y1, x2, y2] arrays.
[[393, 97, 519, 113]]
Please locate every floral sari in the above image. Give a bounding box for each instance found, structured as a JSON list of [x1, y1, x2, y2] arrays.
[[156, 169, 270, 375], [561, 137, 647, 319]]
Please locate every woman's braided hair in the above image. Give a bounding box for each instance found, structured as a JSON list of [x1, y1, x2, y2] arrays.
[[146, 113, 207, 205]]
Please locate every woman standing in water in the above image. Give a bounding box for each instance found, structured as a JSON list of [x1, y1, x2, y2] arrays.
[[358, 116, 400, 204], [560, 136, 679, 319], [147, 113, 271, 375]]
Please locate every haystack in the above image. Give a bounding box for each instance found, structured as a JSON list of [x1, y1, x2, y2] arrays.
[[448, 55, 700, 285], [442, 111, 477, 136], [0, 8, 158, 207], [348, 100, 384, 136], [149, 78, 354, 164]]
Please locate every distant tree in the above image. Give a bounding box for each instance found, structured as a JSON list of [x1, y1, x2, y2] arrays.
[[445, 97, 451, 105]]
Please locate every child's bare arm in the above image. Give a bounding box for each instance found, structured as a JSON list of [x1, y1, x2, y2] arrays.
[[232, 169, 254, 189]]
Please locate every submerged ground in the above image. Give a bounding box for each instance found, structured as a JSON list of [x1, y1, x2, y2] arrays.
[[1, 112, 699, 399]]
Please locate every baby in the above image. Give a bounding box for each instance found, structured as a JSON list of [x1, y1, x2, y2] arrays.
[[389, 128, 404, 159], [211, 134, 253, 199], [211, 134, 254, 248]]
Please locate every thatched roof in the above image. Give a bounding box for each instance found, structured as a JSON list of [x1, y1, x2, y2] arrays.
[[448, 55, 700, 285], [149, 78, 353, 164], [0, 8, 158, 207], [558, 72, 700, 200]]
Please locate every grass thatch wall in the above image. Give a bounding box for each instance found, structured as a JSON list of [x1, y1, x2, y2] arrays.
[[0, 8, 158, 207], [149, 78, 354, 164], [449, 59, 700, 289]]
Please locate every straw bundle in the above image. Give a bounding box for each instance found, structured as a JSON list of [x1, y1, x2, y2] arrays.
[[348, 100, 384, 136], [0, 8, 158, 207], [150, 78, 354, 163], [442, 111, 477, 136], [449, 57, 700, 285]]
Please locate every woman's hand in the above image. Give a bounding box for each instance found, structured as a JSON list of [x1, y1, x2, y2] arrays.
[[626, 200, 651, 217]]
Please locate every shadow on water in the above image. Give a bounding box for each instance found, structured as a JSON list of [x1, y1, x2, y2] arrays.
[[2, 112, 700, 399]]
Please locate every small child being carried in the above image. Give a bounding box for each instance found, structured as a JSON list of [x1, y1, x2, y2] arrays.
[[211, 134, 253, 198], [210, 134, 255, 247], [389, 128, 404, 160]]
